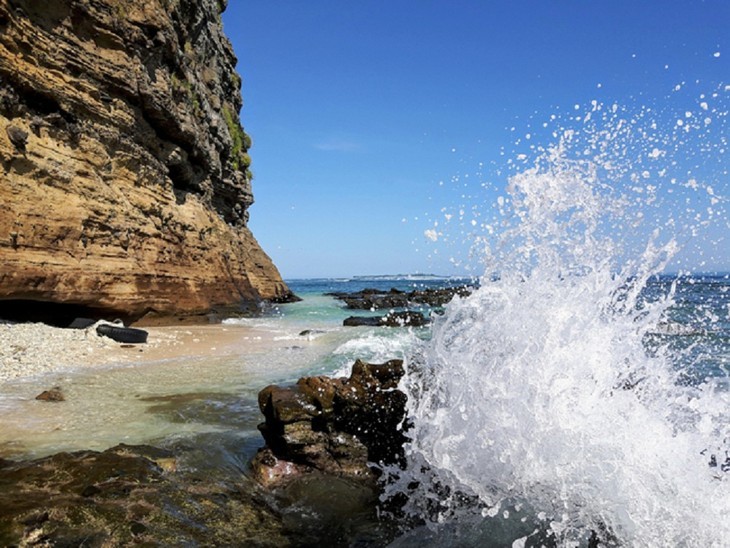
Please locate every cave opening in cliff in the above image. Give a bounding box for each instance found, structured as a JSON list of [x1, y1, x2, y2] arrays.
[[0, 299, 116, 328]]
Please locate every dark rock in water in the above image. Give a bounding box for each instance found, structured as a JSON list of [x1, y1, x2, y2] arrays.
[[298, 329, 326, 337], [328, 285, 473, 310], [252, 359, 408, 488], [272, 471, 387, 547], [1, 365, 411, 546], [381, 310, 429, 327], [35, 387, 64, 402], [343, 315, 382, 327], [344, 310, 429, 327], [0, 444, 289, 547]]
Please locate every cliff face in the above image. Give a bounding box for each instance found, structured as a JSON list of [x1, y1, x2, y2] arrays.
[[0, 0, 294, 324]]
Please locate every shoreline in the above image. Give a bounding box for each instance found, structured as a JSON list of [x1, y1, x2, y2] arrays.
[[0, 321, 285, 385], [0, 316, 341, 463]]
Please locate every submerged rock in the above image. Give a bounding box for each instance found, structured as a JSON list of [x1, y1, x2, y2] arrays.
[[252, 359, 408, 488], [34, 386, 65, 402], [0, 444, 289, 547], [0, 361, 411, 546]]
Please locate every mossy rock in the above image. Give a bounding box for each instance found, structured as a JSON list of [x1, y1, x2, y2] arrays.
[[222, 103, 252, 171], [0, 444, 290, 546]]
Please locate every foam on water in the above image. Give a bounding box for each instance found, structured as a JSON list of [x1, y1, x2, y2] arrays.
[[389, 95, 730, 545], [331, 329, 421, 377]]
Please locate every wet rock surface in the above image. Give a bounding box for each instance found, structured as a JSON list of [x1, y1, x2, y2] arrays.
[[34, 386, 65, 402], [252, 359, 409, 488], [0, 359, 412, 546], [344, 310, 429, 327], [327, 286, 473, 310], [0, 444, 290, 547]]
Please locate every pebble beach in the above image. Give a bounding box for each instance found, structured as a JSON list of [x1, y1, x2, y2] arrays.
[[0, 321, 274, 384], [0, 321, 131, 383]]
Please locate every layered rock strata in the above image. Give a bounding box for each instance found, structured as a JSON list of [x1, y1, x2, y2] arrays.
[[0, 0, 294, 324]]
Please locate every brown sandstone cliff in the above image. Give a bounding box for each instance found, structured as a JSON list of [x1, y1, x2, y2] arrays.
[[0, 0, 294, 325]]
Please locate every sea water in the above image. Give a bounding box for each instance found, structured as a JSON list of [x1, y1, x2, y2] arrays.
[[0, 276, 727, 544], [1, 98, 728, 547], [0, 277, 445, 461], [383, 96, 730, 546], [388, 276, 729, 546]]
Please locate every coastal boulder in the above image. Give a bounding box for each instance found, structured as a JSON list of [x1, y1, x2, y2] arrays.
[[35, 387, 65, 402], [343, 316, 382, 327], [252, 359, 408, 487]]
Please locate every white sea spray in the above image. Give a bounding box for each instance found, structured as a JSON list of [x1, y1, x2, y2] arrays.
[[386, 91, 730, 545], [331, 329, 420, 377]]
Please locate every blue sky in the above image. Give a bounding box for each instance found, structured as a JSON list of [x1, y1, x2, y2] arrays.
[[222, 1, 729, 279]]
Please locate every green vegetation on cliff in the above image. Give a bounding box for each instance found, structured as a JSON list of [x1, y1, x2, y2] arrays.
[[222, 104, 252, 171]]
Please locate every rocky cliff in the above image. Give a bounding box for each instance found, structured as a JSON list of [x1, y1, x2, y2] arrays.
[[0, 0, 294, 325]]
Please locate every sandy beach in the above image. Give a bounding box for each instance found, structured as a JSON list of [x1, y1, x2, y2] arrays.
[[0, 321, 283, 384], [0, 313, 348, 463]]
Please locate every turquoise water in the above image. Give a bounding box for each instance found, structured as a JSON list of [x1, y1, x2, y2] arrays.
[[283, 274, 730, 380], [1, 273, 728, 545], [0, 278, 442, 461], [292, 274, 730, 547]]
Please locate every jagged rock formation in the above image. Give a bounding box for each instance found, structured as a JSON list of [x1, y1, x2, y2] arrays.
[[327, 286, 474, 310], [252, 359, 409, 488], [0, 0, 294, 324]]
